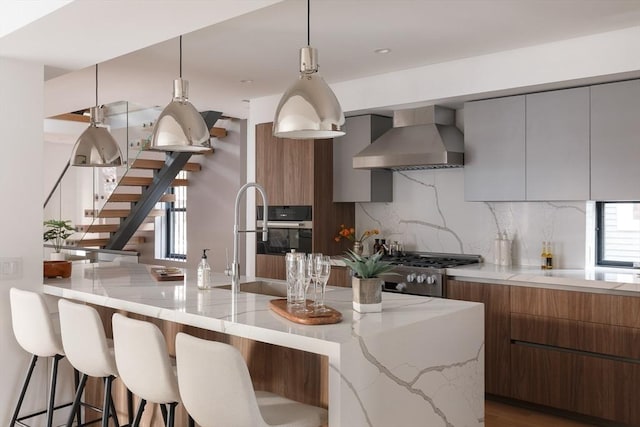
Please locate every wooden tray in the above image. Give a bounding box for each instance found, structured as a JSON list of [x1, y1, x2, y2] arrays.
[[150, 267, 184, 281], [269, 299, 342, 325]]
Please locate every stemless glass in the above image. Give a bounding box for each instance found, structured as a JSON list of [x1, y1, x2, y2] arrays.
[[285, 252, 302, 310], [315, 255, 332, 313]]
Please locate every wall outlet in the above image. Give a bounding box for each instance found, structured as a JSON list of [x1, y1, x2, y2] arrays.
[[0, 257, 23, 280]]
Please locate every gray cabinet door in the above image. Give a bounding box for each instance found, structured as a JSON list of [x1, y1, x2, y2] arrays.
[[526, 87, 590, 201], [464, 96, 526, 201], [333, 115, 392, 202], [591, 80, 640, 200]]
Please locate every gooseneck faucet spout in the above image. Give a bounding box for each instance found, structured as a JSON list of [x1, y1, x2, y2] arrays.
[[232, 182, 269, 294]]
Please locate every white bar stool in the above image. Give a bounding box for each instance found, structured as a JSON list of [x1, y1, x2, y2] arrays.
[[175, 332, 328, 427], [111, 313, 193, 427], [58, 299, 133, 427], [9, 288, 77, 427]]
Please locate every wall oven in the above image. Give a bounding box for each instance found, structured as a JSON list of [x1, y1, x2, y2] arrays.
[[256, 206, 312, 255]]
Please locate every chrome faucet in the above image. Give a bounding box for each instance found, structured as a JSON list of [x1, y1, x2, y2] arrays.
[[231, 182, 269, 294]]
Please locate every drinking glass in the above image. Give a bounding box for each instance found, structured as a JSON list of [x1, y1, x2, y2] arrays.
[[315, 255, 332, 313], [285, 252, 303, 309], [309, 253, 323, 308], [296, 254, 313, 313]]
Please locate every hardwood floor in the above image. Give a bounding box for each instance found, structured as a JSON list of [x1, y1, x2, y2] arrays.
[[486, 400, 597, 427]]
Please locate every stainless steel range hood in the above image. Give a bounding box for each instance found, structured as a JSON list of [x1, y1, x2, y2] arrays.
[[352, 106, 464, 170]]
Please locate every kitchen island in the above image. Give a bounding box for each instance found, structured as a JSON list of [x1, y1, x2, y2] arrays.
[[44, 262, 484, 427]]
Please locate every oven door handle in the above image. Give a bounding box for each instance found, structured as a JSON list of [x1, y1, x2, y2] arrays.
[[257, 220, 312, 229]]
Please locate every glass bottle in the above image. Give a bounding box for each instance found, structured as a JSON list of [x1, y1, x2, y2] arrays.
[[197, 249, 212, 289]]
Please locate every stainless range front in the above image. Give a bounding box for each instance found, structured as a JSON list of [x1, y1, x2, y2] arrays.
[[381, 252, 482, 298]]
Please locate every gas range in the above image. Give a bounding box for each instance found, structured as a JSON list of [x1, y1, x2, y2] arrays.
[[381, 252, 482, 297]]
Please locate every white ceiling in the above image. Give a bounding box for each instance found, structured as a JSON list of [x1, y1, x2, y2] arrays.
[[4, 0, 640, 115]]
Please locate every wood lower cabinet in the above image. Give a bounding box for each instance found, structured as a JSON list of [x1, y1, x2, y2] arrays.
[[510, 285, 640, 426], [449, 279, 640, 426], [256, 254, 286, 280], [447, 280, 511, 397], [326, 265, 351, 287]]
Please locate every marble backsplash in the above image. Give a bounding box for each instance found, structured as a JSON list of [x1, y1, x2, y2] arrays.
[[356, 168, 587, 268]]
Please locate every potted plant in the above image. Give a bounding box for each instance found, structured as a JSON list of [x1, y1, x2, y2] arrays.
[[342, 250, 396, 313], [43, 220, 75, 278]]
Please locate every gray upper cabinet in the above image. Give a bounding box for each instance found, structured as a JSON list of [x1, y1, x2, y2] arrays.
[[333, 115, 393, 202], [526, 87, 590, 201], [464, 96, 526, 201], [591, 80, 640, 201]]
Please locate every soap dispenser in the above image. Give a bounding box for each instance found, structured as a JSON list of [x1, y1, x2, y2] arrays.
[[197, 249, 212, 290]]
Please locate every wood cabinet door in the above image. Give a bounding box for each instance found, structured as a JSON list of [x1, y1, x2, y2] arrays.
[[256, 254, 286, 280], [256, 123, 285, 205], [447, 280, 511, 397], [283, 138, 314, 205]]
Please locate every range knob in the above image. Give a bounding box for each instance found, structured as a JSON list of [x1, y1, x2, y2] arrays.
[[395, 282, 407, 292], [406, 273, 416, 283], [416, 274, 427, 284], [426, 275, 437, 285]]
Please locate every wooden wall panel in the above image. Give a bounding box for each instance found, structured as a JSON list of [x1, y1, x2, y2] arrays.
[[256, 254, 286, 280], [447, 280, 511, 397], [87, 305, 327, 427]]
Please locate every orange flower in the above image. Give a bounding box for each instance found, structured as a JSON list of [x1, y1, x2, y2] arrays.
[[334, 225, 380, 244]]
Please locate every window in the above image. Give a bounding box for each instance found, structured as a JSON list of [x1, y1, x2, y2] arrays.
[[158, 171, 187, 261], [596, 202, 640, 267]]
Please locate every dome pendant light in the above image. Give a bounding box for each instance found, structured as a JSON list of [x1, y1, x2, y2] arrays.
[[273, 0, 345, 139], [70, 64, 123, 167], [151, 35, 210, 152]]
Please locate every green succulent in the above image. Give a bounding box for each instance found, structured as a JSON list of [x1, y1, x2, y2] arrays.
[[342, 250, 396, 279], [43, 219, 75, 253]]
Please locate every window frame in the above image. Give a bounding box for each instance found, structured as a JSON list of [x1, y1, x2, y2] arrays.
[[595, 201, 638, 268], [165, 187, 187, 261]]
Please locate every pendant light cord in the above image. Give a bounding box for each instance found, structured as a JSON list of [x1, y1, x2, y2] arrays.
[[307, 0, 310, 46], [179, 35, 183, 78], [95, 64, 99, 106]]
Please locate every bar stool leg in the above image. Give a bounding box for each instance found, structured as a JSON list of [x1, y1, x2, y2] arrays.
[[160, 404, 168, 425], [73, 369, 82, 426], [46, 354, 63, 427], [127, 390, 134, 425], [10, 354, 38, 427], [132, 399, 146, 427], [66, 374, 88, 427], [102, 376, 115, 427], [166, 402, 177, 427], [188, 415, 195, 427]]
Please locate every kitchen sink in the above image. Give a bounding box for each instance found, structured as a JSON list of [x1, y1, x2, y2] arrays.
[[214, 281, 287, 298]]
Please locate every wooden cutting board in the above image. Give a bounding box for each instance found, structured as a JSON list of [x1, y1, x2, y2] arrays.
[[269, 299, 342, 325], [150, 267, 184, 281]]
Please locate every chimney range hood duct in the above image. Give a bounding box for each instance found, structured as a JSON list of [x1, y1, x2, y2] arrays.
[[352, 106, 464, 171]]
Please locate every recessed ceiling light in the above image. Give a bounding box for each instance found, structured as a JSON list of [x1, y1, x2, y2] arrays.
[[240, 79, 253, 84], [374, 48, 391, 54]]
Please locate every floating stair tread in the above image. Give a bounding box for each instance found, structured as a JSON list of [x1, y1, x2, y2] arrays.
[[119, 177, 189, 187], [85, 209, 165, 218], [72, 236, 145, 248], [107, 193, 176, 203], [76, 223, 155, 233], [131, 158, 201, 172]]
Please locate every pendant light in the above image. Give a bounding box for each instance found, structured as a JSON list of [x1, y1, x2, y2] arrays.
[[151, 35, 210, 152], [273, 0, 345, 139], [70, 64, 123, 167]]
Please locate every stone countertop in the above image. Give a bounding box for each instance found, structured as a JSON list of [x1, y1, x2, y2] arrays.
[[43, 262, 484, 427], [43, 262, 480, 355], [447, 263, 640, 296]]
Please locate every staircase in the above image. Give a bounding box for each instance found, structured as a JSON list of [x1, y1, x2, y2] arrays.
[[71, 151, 205, 252]]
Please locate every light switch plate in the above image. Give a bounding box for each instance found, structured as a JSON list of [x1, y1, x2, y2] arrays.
[[0, 257, 23, 280]]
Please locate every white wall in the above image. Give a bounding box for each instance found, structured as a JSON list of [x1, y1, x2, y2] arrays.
[[186, 118, 245, 272], [0, 57, 58, 426]]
